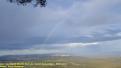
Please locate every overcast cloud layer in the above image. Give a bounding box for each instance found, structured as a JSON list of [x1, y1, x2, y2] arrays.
[[0, 0, 121, 56]]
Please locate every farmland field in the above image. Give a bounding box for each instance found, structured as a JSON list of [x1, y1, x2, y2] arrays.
[[0, 56, 121, 68]]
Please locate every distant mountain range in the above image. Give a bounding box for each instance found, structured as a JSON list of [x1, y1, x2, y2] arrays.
[[0, 52, 121, 61], [0, 54, 55, 61], [0, 53, 76, 61]]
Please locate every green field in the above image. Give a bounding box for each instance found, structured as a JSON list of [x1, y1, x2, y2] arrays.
[[0, 56, 121, 68]]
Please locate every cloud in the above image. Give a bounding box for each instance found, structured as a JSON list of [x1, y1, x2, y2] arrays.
[[0, 49, 60, 56], [0, 0, 121, 55], [0, 42, 99, 56], [57, 42, 99, 48]]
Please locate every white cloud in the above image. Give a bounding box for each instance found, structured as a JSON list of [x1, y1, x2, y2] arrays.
[[0, 49, 60, 56], [61, 42, 99, 48], [99, 39, 121, 52], [0, 42, 99, 56], [116, 32, 121, 36]]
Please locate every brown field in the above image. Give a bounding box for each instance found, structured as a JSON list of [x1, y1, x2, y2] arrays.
[[0, 56, 121, 68]]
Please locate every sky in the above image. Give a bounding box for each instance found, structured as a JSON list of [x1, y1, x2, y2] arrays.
[[0, 0, 121, 56]]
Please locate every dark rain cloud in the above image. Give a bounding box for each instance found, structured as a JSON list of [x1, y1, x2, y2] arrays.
[[0, 0, 121, 51]]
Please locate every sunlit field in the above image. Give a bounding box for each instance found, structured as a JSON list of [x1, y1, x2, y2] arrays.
[[0, 56, 121, 68]]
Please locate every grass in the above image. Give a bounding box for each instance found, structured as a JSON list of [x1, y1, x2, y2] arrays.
[[0, 56, 121, 68]]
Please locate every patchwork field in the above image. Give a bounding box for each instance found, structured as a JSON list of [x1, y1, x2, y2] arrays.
[[0, 56, 121, 68]]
